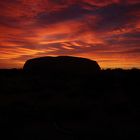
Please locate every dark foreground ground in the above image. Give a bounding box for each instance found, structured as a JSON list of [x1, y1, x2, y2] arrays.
[[0, 68, 140, 139]]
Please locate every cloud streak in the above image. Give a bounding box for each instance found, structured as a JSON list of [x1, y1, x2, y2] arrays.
[[0, 0, 140, 68]]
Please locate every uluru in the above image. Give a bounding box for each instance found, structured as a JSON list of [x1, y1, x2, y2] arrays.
[[23, 56, 101, 75]]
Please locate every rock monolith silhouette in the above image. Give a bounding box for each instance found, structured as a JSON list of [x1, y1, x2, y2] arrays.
[[23, 56, 101, 75]]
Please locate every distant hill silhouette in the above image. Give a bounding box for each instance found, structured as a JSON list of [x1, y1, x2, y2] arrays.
[[23, 56, 101, 75]]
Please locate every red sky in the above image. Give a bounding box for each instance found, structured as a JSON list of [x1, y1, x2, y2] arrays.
[[0, 0, 140, 69]]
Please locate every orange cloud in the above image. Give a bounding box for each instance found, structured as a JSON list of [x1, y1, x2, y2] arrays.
[[0, 0, 140, 68]]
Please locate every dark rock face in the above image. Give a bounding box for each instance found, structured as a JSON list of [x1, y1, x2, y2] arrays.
[[23, 56, 101, 75]]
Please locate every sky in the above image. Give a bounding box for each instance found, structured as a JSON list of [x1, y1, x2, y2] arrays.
[[0, 0, 140, 69]]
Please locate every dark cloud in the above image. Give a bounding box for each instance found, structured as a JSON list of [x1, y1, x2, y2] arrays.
[[90, 3, 140, 32], [123, 31, 140, 38], [0, 0, 140, 68], [36, 4, 93, 25]]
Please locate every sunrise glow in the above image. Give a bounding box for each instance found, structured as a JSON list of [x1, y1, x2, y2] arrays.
[[0, 0, 140, 68]]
